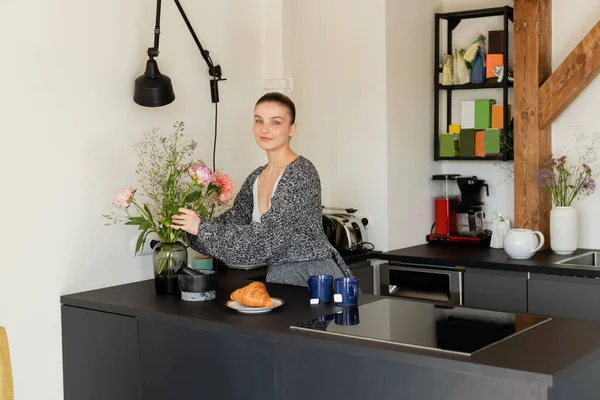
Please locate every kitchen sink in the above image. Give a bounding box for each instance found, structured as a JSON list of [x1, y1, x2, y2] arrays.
[[555, 252, 600, 267]]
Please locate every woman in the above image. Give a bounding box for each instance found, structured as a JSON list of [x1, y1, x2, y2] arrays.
[[171, 92, 352, 286]]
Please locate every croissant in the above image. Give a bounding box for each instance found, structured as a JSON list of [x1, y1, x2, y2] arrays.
[[230, 282, 273, 307]]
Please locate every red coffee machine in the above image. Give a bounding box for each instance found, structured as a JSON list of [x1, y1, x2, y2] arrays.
[[426, 175, 491, 245]]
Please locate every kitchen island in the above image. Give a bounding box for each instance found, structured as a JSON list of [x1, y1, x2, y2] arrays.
[[61, 262, 600, 400]]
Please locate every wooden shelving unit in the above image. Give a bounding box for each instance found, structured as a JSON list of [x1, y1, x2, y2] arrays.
[[433, 6, 514, 161]]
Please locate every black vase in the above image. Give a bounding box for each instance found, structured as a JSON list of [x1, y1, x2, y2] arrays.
[[152, 242, 188, 294]]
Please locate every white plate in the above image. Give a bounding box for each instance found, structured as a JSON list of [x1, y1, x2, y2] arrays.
[[226, 263, 267, 270], [225, 298, 284, 314]]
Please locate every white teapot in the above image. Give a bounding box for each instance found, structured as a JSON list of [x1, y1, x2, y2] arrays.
[[503, 229, 545, 259]]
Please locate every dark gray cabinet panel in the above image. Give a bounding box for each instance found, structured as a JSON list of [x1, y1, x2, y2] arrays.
[[61, 306, 140, 400], [528, 273, 600, 321], [278, 343, 541, 400], [464, 269, 527, 313], [138, 318, 277, 400], [350, 261, 374, 294]]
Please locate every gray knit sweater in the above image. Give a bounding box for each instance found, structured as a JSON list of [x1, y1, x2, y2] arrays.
[[189, 156, 350, 277]]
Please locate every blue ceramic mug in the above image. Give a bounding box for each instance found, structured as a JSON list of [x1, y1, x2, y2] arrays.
[[307, 275, 333, 303], [334, 306, 360, 326], [334, 277, 359, 306]]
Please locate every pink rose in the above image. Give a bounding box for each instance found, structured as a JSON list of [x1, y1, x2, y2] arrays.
[[189, 164, 214, 185], [113, 187, 135, 209], [212, 172, 235, 204], [187, 164, 198, 177]]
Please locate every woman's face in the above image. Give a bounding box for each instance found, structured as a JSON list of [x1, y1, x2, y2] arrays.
[[253, 101, 296, 152]]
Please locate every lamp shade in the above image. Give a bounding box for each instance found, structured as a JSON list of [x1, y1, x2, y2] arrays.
[[133, 58, 175, 107]]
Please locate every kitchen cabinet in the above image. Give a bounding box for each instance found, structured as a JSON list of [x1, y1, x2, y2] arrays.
[[528, 273, 600, 321], [278, 341, 540, 400], [62, 306, 141, 400], [138, 318, 277, 400], [350, 260, 374, 294], [464, 268, 527, 313]]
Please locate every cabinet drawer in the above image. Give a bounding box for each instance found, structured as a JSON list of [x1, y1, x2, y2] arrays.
[[464, 269, 527, 313], [528, 273, 600, 321]]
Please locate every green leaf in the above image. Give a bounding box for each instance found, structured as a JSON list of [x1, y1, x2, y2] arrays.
[[144, 204, 154, 222], [183, 190, 201, 204], [169, 205, 180, 216], [197, 204, 209, 219], [135, 228, 149, 255], [139, 220, 151, 231], [126, 216, 146, 225]]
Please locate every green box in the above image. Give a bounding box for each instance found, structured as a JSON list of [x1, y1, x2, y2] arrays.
[[439, 134, 458, 157], [192, 255, 214, 270], [459, 129, 475, 157], [474, 99, 496, 129], [484, 128, 501, 154]]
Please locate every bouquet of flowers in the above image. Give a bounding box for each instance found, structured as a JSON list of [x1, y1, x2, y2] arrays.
[[536, 155, 595, 206], [536, 127, 598, 206], [103, 121, 234, 256]]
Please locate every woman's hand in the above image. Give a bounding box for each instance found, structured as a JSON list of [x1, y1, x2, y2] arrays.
[[171, 208, 201, 235]]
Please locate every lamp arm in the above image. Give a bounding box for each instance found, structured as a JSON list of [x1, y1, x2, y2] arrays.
[[173, 0, 223, 80], [149, 0, 163, 57]]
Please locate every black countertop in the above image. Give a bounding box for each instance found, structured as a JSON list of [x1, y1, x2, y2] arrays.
[[338, 249, 381, 265], [379, 244, 600, 277], [61, 264, 600, 386]]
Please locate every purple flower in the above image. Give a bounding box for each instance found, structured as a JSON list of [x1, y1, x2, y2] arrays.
[[582, 178, 596, 195], [543, 154, 556, 168], [583, 163, 592, 174], [536, 169, 556, 188]]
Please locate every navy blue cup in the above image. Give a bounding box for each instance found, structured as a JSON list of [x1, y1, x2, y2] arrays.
[[308, 275, 333, 303], [334, 277, 359, 306], [317, 313, 335, 323], [334, 306, 360, 326]]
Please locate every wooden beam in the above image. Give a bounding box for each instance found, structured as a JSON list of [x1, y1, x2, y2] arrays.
[[513, 0, 552, 236], [539, 19, 600, 130]]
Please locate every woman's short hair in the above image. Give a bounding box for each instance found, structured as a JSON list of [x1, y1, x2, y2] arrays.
[[255, 92, 296, 125]]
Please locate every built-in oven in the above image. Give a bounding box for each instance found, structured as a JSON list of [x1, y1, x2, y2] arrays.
[[380, 262, 463, 306]]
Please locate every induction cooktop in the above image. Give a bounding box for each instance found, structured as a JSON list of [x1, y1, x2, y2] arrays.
[[291, 298, 551, 356]]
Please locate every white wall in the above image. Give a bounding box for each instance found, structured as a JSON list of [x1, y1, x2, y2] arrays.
[[551, 0, 600, 249], [386, 0, 441, 250], [0, 1, 269, 399], [441, 0, 600, 247], [282, 0, 390, 250]]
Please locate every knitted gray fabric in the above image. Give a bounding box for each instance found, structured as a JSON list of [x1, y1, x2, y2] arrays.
[[266, 258, 346, 286], [189, 156, 352, 280]]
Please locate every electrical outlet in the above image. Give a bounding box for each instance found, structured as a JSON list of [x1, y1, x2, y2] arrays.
[[130, 232, 158, 257]]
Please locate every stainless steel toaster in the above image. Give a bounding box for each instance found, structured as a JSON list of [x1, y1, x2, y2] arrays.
[[322, 207, 369, 252]]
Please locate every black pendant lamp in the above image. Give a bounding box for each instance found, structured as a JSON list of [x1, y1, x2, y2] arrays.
[[134, 0, 175, 107], [133, 0, 224, 107]]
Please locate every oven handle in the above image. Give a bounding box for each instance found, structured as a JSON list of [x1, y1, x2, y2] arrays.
[[381, 264, 461, 284], [380, 263, 464, 305], [386, 261, 464, 272]]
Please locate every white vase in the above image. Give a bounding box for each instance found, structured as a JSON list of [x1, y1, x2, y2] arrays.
[[550, 206, 578, 255]]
